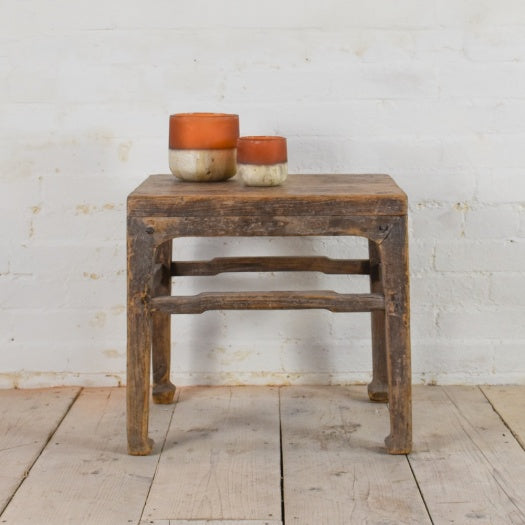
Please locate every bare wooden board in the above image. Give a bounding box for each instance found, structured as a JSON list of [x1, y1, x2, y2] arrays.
[[280, 386, 430, 525], [152, 291, 385, 314], [0, 387, 80, 515], [482, 385, 525, 449], [409, 386, 525, 524], [142, 386, 281, 522], [128, 174, 407, 217], [140, 520, 282, 525], [0, 388, 175, 525]]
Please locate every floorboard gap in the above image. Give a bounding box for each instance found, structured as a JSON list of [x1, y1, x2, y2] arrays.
[[479, 386, 525, 453], [139, 390, 179, 524], [278, 387, 285, 525], [406, 454, 434, 525], [0, 386, 83, 518]]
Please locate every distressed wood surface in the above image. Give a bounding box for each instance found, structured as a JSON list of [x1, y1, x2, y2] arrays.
[[152, 239, 176, 404], [145, 215, 397, 243], [151, 291, 385, 314], [280, 386, 430, 525], [127, 217, 157, 455], [409, 386, 525, 524], [171, 256, 370, 276], [482, 386, 525, 449], [142, 387, 281, 522], [367, 239, 388, 402], [128, 174, 407, 217], [0, 388, 175, 525], [127, 173, 411, 456], [377, 215, 411, 453], [0, 388, 80, 515]]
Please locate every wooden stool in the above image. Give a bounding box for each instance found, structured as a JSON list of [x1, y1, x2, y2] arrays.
[[127, 174, 411, 455]]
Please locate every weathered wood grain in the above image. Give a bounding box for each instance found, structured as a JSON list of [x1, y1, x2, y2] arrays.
[[142, 387, 281, 522], [409, 386, 525, 524], [152, 239, 176, 405], [378, 216, 411, 453], [128, 174, 407, 217], [127, 217, 157, 455], [151, 291, 385, 314], [367, 239, 388, 402], [0, 388, 80, 515], [171, 256, 370, 276], [146, 215, 396, 243], [281, 386, 430, 525], [5, 386, 525, 524], [482, 386, 525, 449], [0, 388, 175, 525]]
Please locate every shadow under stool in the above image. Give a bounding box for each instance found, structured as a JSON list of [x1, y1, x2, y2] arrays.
[[126, 174, 411, 455]]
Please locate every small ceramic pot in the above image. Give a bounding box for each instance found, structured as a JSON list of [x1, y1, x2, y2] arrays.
[[169, 113, 239, 181], [236, 136, 288, 186]]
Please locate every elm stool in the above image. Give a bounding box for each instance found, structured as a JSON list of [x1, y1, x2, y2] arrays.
[[126, 174, 412, 455]]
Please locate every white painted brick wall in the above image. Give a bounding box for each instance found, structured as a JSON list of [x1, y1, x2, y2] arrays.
[[1, 0, 524, 387]]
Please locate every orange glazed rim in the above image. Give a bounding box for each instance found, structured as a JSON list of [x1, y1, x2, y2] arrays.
[[169, 113, 239, 150], [237, 135, 287, 165]]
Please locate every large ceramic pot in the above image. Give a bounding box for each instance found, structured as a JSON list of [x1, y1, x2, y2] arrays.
[[169, 113, 239, 181]]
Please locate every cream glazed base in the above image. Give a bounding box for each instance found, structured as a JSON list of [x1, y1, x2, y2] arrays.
[[169, 148, 237, 182], [238, 162, 288, 186]]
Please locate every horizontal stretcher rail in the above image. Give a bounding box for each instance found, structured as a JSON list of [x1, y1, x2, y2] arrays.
[[170, 256, 371, 276], [150, 291, 385, 314]]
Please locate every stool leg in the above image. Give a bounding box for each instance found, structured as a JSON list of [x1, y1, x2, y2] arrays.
[[152, 240, 176, 404], [127, 221, 155, 455], [368, 239, 388, 402], [378, 217, 412, 454]]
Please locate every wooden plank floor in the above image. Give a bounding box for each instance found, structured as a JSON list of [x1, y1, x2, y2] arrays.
[[142, 387, 281, 522], [0, 386, 524, 525]]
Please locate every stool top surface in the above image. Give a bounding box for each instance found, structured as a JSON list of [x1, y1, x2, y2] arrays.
[[128, 174, 407, 217]]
